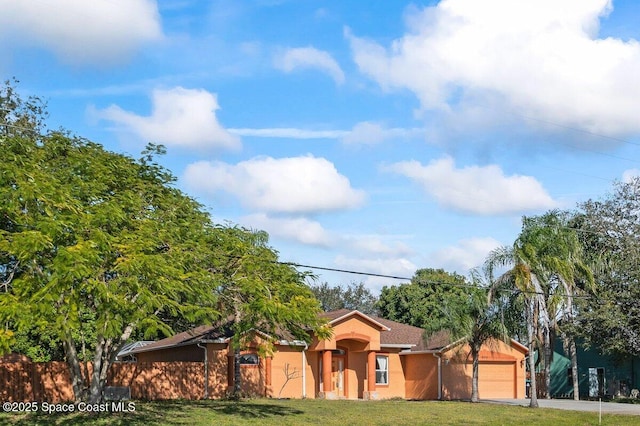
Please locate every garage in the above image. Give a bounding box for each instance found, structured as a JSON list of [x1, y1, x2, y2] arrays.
[[440, 342, 527, 400], [478, 361, 518, 398]]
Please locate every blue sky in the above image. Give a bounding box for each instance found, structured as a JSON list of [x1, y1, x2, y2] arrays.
[[2, 0, 640, 291]]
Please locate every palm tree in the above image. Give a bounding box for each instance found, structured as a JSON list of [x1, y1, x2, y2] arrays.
[[423, 274, 510, 403], [487, 211, 594, 404], [486, 244, 547, 408], [522, 213, 594, 401], [466, 277, 512, 403]]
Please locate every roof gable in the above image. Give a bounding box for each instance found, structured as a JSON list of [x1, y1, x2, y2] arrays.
[[321, 309, 390, 331], [321, 310, 432, 350], [439, 337, 529, 356]]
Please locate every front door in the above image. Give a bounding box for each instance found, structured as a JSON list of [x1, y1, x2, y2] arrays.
[[332, 357, 345, 398]]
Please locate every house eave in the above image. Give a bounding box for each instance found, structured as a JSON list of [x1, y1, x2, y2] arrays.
[[128, 338, 228, 355], [381, 343, 415, 349], [399, 349, 442, 355], [277, 340, 308, 347]]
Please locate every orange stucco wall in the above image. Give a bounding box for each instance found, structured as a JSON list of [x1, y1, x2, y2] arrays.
[[310, 315, 382, 352], [269, 346, 306, 398], [238, 361, 265, 397], [206, 344, 230, 398], [346, 351, 367, 399], [402, 353, 439, 400], [304, 315, 391, 399], [305, 350, 319, 398], [373, 350, 406, 399]]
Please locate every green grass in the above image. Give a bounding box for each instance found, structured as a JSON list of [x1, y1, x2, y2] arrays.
[[1, 399, 638, 426]]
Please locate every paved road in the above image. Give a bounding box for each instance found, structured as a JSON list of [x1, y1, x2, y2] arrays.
[[482, 398, 640, 416]]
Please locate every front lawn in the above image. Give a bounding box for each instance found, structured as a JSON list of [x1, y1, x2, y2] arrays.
[[1, 399, 637, 425]]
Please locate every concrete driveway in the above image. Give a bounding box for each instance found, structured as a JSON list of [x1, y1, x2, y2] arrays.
[[482, 399, 640, 416]]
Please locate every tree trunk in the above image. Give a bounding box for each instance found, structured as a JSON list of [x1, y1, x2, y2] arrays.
[[63, 333, 87, 403], [527, 299, 539, 408], [231, 304, 243, 399], [97, 338, 114, 404], [88, 335, 107, 404], [563, 287, 580, 400], [568, 336, 579, 400], [543, 325, 552, 399], [233, 348, 242, 398], [471, 346, 480, 403], [88, 323, 136, 404]]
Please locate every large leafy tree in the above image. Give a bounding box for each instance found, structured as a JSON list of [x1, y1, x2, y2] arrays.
[[310, 281, 379, 315], [377, 268, 470, 330], [0, 83, 223, 403], [0, 82, 332, 403], [573, 178, 640, 357], [0, 133, 222, 403], [208, 226, 330, 398]]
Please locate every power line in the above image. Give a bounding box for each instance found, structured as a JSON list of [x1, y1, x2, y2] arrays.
[[216, 253, 602, 301], [516, 113, 640, 147], [281, 261, 410, 281]]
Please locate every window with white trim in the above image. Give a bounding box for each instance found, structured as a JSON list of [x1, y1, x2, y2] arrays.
[[375, 355, 388, 385]]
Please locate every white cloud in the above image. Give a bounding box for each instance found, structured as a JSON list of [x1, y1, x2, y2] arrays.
[[229, 128, 348, 139], [183, 155, 366, 214], [95, 87, 240, 151], [343, 234, 414, 258], [430, 237, 502, 275], [275, 47, 345, 84], [385, 156, 557, 215], [342, 122, 387, 146], [240, 213, 332, 247], [347, 0, 640, 138], [229, 123, 425, 143], [341, 121, 425, 146], [622, 169, 640, 183], [0, 0, 162, 65], [334, 255, 417, 291]]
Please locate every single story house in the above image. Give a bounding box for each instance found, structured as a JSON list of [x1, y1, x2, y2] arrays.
[[122, 309, 528, 400]]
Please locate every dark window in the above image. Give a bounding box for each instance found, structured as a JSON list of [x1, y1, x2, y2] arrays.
[[239, 353, 259, 365]]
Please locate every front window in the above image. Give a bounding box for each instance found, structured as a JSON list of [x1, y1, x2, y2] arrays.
[[376, 355, 388, 385], [239, 353, 259, 365]]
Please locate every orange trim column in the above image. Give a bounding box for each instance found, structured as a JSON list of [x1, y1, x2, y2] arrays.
[[265, 356, 272, 397], [322, 350, 332, 395], [364, 350, 378, 400], [227, 354, 234, 391], [367, 351, 377, 393]]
